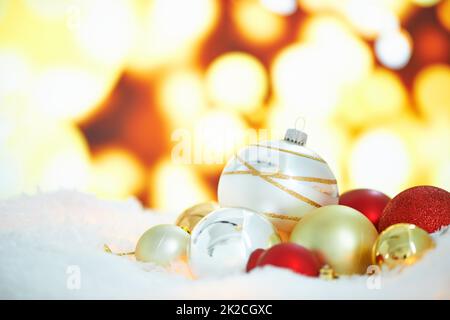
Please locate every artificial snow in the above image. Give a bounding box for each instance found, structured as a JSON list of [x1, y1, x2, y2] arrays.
[[0, 191, 449, 299]]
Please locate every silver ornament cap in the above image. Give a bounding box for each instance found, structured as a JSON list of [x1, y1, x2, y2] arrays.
[[284, 128, 307, 146]]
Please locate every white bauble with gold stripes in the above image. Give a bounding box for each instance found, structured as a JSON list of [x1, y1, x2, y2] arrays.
[[218, 128, 339, 233]]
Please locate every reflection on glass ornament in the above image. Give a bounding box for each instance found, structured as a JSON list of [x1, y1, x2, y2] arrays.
[[372, 223, 435, 269], [188, 207, 281, 277], [218, 128, 338, 233]]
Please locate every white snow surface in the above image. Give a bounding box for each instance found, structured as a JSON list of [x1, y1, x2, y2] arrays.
[[0, 191, 449, 299]]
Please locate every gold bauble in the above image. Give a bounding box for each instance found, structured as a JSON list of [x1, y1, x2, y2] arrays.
[[135, 224, 190, 266], [372, 223, 435, 269], [290, 205, 378, 275], [175, 201, 219, 233]]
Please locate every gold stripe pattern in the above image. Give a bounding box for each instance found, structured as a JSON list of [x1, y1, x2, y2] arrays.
[[235, 155, 321, 208], [223, 170, 337, 185], [249, 144, 326, 163], [263, 212, 302, 222]]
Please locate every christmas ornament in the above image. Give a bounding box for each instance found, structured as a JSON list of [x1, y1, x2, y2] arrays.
[[319, 264, 337, 280], [218, 127, 339, 233], [254, 243, 321, 277], [188, 207, 281, 277], [373, 223, 435, 269], [246, 248, 265, 272], [379, 186, 450, 233], [290, 205, 378, 275], [135, 224, 190, 266], [175, 201, 219, 233], [339, 189, 390, 228]]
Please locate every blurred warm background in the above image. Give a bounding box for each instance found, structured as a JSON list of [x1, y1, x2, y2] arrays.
[[0, 0, 449, 213]]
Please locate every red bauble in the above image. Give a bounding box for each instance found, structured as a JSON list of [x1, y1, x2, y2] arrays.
[[379, 186, 450, 233], [339, 189, 390, 228], [254, 243, 321, 277], [246, 248, 265, 272]]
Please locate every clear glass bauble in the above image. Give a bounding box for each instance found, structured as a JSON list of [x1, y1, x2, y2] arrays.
[[188, 207, 280, 277]]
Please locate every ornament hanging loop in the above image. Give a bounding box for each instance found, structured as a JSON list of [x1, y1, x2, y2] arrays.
[[294, 116, 306, 132], [284, 116, 308, 146]]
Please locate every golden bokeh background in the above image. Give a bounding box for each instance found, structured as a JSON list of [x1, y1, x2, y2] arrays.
[[0, 0, 449, 212]]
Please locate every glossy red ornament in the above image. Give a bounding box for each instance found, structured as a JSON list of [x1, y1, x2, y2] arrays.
[[379, 186, 450, 233], [339, 189, 390, 228], [246, 248, 265, 272], [253, 243, 321, 277]]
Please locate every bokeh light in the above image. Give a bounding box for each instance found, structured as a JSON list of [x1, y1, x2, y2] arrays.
[[411, 0, 441, 7], [24, 0, 74, 19], [205, 52, 268, 113], [260, 0, 297, 15], [0, 49, 31, 112], [300, 15, 373, 86], [150, 159, 212, 213], [343, 0, 399, 38], [73, 0, 136, 68], [437, 0, 450, 32], [414, 64, 450, 121], [0, 0, 448, 210], [128, 0, 218, 72], [233, 0, 286, 45], [193, 110, 248, 168], [31, 66, 118, 121], [433, 162, 450, 191], [417, 118, 450, 188], [272, 15, 373, 122], [336, 68, 408, 127], [349, 129, 412, 196], [0, 116, 90, 198], [0, 0, 8, 21], [158, 69, 208, 128], [89, 147, 145, 199], [271, 43, 339, 119], [375, 29, 412, 69], [298, 0, 345, 13]]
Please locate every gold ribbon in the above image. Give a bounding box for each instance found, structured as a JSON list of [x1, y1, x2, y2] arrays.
[[103, 244, 135, 256], [223, 170, 337, 185], [263, 212, 302, 222], [180, 226, 191, 234], [249, 144, 326, 163], [234, 155, 321, 208]]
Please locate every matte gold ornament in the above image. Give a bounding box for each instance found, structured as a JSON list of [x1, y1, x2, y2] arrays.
[[175, 202, 219, 233], [135, 224, 190, 266], [372, 223, 435, 269], [218, 128, 338, 233], [290, 205, 378, 275]]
